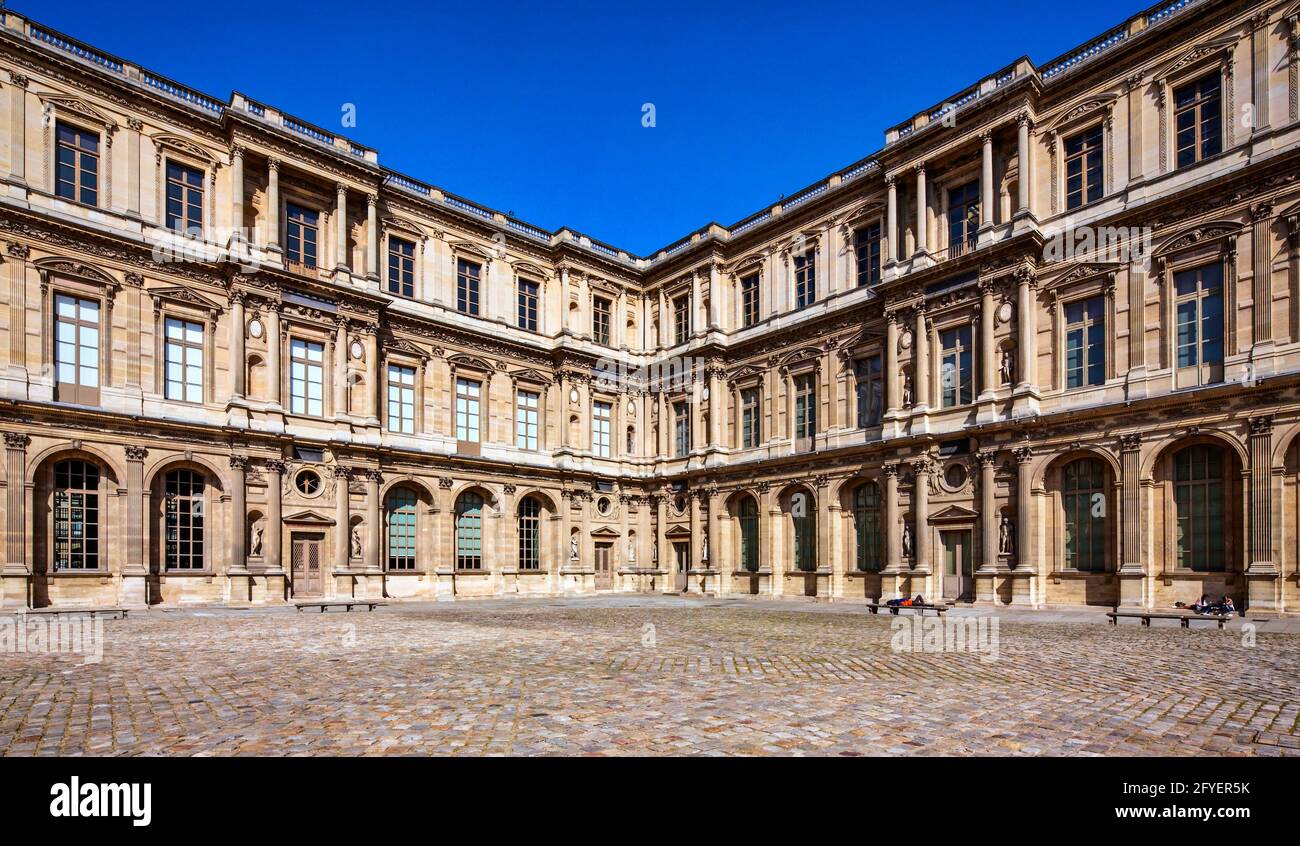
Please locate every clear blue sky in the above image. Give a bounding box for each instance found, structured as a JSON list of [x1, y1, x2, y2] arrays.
[[20, 0, 1150, 254]]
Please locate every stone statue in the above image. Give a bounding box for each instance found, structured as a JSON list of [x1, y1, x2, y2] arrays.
[[628, 538, 636, 562], [999, 349, 1015, 385], [701, 535, 709, 563], [652, 539, 658, 564], [901, 523, 913, 558], [570, 535, 579, 562], [999, 515, 1016, 555], [250, 522, 263, 557], [351, 526, 363, 559], [901, 372, 914, 406]]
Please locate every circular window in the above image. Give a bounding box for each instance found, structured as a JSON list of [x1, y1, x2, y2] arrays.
[[944, 463, 968, 490], [596, 496, 612, 515], [295, 470, 322, 497], [674, 496, 687, 515]]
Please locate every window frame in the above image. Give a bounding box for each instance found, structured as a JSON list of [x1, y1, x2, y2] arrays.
[[162, 468, 207, 572], [52, 289, 103, 407], [284, 201, 321, 272], [592, 295, 612, 346], [854, 223, 883, 287], [517, 496, 542, 571], [939, 323, 975, 408], [288, 336, 326, 417], [54, 120, 101, 207], [456, 258, 482, 316], [1172, 70, 1223, 170], [517, 277, 540, 332], [672, 294, 691, 345], [793, 250, 816, 309], [515, 387, 540, 451], [162, 315, 206, 405], [385, 360, 417, 434], [1063, 295, 1106, 390], [386, 235, 416, 298], [740, 272, 760, 328], [50, 458, 103, 573], [454, 490, 485, 571], [1064, 123, 1105, 211], [164, 159, 205, 235], [385, 487, 418, 572], [592, 398, 612, 458]]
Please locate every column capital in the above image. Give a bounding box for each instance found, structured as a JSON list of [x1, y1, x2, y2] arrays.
[[335, 181, 348, 196], [975, 449, 999, 467], [881, 462, 900, 478], [333, 465, 353, 480], [3, 432, 30, 450], [7, 71, 28, 88], [1249, 415, 1275, 436], [267, 157, 280, 172], [124, 445, 148, 462], [1119, 433, 1141, 452], [264, 459, 288, 474], [229, 455, 249, 471], [1012, 446, 1033, 464]]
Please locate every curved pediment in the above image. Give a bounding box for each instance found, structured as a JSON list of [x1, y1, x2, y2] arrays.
[[1046, 93, 1119, 132], [150, 133, 216, 163], [34, 256, 119, 288], [1152, 220, 1240, 258]]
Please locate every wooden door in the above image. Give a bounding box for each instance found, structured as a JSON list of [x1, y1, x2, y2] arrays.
[[941, 530, 972, 602], [594, 542, 612, 590], [674, 541, 690, 591], [291, 533, 323, 597]]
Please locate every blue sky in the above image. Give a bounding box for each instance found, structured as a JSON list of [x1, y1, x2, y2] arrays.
[[22, 0, 1150, 254]]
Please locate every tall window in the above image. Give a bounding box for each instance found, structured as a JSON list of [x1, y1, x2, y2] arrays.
[[673, 295, 690, 344], [1062, 459, 1106, 572], [285, 203, 319, 269], [1065, 297, 1105, 389], [592, 400, 612, 457], [940, 325, 974, 408], [455, 378, 481, 443], [164, 317, 204, 404], [518, 496, 541, 571], [52, 459, 100, 571], [455, 491, 484, 570], [674, 401, 691, 457], [947, 181, 980, 256], [387, 237, 415, 297], [515, 389, 539, 450], [386, 363, 416, 434], [1175, 71, 1222, 169], [794, 251, 816, 308], [794, 374, 816, 446], [1174, 263, 1224, 384], [593, 296, 612, 345], [165, 161, 204, 234], [54, 293, 100, 406], [791, 490, 816, 572], [385, 488, 417, 571], [739, 497, 759, 573], [854, 355, 883, 428], [163, 469, 205, 570], [1065, 125, 1104, 210], [741, 273, 760, 327], [854, 224, 882, 287], [517, 278, 539, 331], [55, 122, 98, 206], [740, 388, 760, 448], [457, 259, 481, 315], [289, 339, 324, 416], [854, 483, 882, 572], [1174, 445, 1226, 572]]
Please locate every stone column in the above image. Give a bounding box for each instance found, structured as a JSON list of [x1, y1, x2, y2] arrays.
[[124, 446, 147, 576], [366, 193, 379, 285], [1251, 15, 1270, 134], [266, 158, 280, 253], [914, 164, 928, 256], [816, 474, 832, 583], [333, 317, 348, 417], [688, 490, 702, 583], [911, 458, 931, 573], [230, 456, 248, 573], [1013, 447, 1032, 569], [884, 312, 899, 414], [364, 469, 381, 570], [1015, 268, 1037, 391], [1251, 203, 1274, 350], [230, 145, 245, 238], [885, 176, 898, 264], [364, 328, 379, 424], [4, 433, 28, 573], [1248, 416, 1275, 574], [655, 492, 668, 578], [691, 273, 703, 336], [264, 459, 285, 572], [5, 73, 27, 185], [913, 305, 930, 410], [265, 307, 281, 408], [1119, 434, 1143, 575], [979, 281, 997, 398], [980, 131, 994, 229], [125, 119, 141, 217], [229, 291, 246, 399], [707, 364, 723, 449], [706, 487, 722, 590], [882, 463, 901, 574], [334, 182, 348, 273], [1124, 78, 1144, 185], [977, 450, 998, 572], [1016, 114, 1032, 214], [707, 263, 721, 330], [334, 466, 352, 573]]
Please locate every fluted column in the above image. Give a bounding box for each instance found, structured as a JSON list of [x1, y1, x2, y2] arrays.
[[4, 433, 28, 574], [366, 193, 379, 285], [230, 146, 245, 238], [884, 311, 900, 414], [980, 131, 994, 229], [688, 491, 702, 584], [1016, 114, 1032, 214], [977, 450, 998, 572], [334, 182, 348, 273], [229, 291, 246, 399], [707, 263, 721, 330], [912, 458, 931, 572], [334, 466, 352, 572], [230, 455, 248, 573], [913, 305, 930, 409], [706, 487, 722, 583], [5, 72, 27, 185], [914, 164, 928, 256], [885, 176, 898, 264], [265, 307, 281, 408], [264, 459, 285, 573], [1248, 416, 1276, 574], [333, 317, 348, 417], [1251, 203, 1274, 348], [1119, 434, 1143, 574], [364, 469, 381, 570], [1013, 447, 1032, 570], [707, 364, 723, 448], [266, 158, 280, 253], [882, 463, 900, 573], [979, 282, 997, 398], [363, 328, 379, 424], [124, 445, 147, 575], [1015, 268, 1037, 391], [655, 492, 668, 576]]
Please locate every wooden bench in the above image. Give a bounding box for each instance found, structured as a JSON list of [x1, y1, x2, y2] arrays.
[[1107, 609, 1232, 629], [20, 606, 128, 620], [864, 601, 949, 617], [294, 600, 385, 613]]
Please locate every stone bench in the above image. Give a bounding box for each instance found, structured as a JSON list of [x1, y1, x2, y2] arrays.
[[294, 600, 386, 613], [864, 601, 949, 617], [1107, 609, 1232, 629], [19, 606, 128, 620]]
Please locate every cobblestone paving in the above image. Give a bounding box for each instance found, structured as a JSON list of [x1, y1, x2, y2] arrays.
[[1, 597, 1298, 756]]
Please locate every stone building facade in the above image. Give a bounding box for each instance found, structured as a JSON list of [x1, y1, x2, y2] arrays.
[[1, 0, 1299, 611]]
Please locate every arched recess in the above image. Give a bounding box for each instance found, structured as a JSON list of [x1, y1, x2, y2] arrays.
[[778, 484, 817, 573], [30, 449, 122, 606], [452, 486, 494, 571], [841, 478, 884, 574], [383, 483, 430, 573], [147, 457, 226, 577], [515, 492, 558, 572], [726, 490, 761, 574], [1039, 450, 1121, 604]]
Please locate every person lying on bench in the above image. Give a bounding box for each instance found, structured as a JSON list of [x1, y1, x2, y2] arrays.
[[1204, 596, 1235, 616], [885, 594, 926, 608], [1174, 594, 1212, 613]]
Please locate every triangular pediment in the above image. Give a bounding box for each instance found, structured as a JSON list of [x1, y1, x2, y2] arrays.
[[928, 504, 980, 523], [664, 525, 692, 538], [1155, 35, 1236, 81], [148, 286, 223, 313], [39, 95, 112, 127], [151, 133, 215, 163], [590, 525, 621, 538], [283, 510, 335, 525]]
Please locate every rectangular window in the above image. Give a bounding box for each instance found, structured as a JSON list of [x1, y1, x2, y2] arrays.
[[54, 293, 100, 406], [285, 203, 319, 269], [1174, 263, 1224, 378], [854, 355, 883, 427], [289, 338, 324, 416], [593, 400, 611, 457], [794, 251, 816, 308], [1064, 297, 1106, 389], [517, 278, 539, 331], [794, 374, 816, 445], [673, 295, 690, 344], [386, 363, 416, 434], [1175, 71, 1222, 169], [740, 388, 760, 448], [457, 259, 481, 315], [515, 389, 539, 450], [940, 325, 974, 408], [165, 161, 204, 234], [455, 378, 481, 442], [741, 273, 760, 327], [947, 181, 980, 257], [854, 224, 882, 287], [387, 237, 415, 297], [1064, 125, 1104, 210], [164, 317, 204, 404], [593, 296, 612, 345], [55, 122, 98, 206], [674, 401, 691, 458]]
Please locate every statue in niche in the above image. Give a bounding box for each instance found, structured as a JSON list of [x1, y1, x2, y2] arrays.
[[628, 538, 636, 562], [901, 523, 913, 558], [351, 526, 363, 559], [999, 349, 1015, 385], [250, 522, 264, 557], [901, 372, 914, 407], [999, 515, 1016, 556], [570, 535, 579, 562], [652, 539, 659, 564], [701, 535, 709, 563]]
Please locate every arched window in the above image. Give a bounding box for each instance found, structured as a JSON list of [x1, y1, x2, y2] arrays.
[[1062, 459, 1106, 572], [791, 490, 816, 572], [455, 491, 484, 570], [854, 483, 882, 572], [1174, 445, 1226, 572], [738, 496, 759, 573], [385, 488, 417, 571], [518, 496, 541, 570], [164, 469, 205, 570], [53, 459, 100, 571]]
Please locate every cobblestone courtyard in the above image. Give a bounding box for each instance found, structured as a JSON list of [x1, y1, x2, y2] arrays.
[[2, 597, 1299, 756]]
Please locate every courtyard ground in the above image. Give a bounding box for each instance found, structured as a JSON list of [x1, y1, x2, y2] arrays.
[[1, 596, 1298, 756]]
